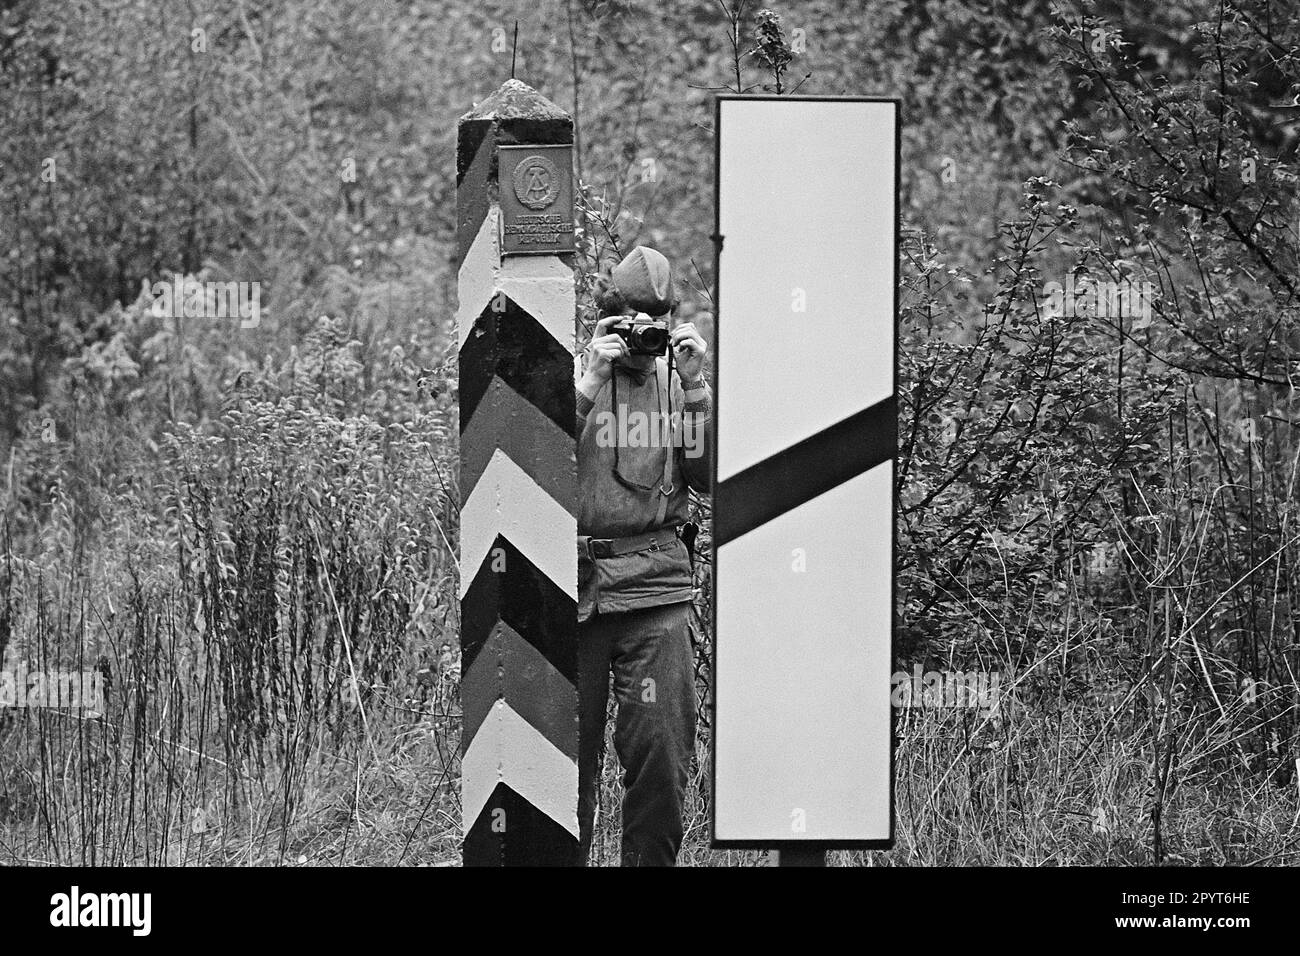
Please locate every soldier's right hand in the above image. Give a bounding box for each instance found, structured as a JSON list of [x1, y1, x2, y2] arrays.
[[583, 316, 629, 383]]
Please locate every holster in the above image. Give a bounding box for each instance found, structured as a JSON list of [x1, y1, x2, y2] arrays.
[[678, 521, 699, 572], [577, 534, 597, 587]]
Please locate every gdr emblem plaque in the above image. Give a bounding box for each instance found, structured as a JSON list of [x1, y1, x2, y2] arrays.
[[498, 144, 575, 257]]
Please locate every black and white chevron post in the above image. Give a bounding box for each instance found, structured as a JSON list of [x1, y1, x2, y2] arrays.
[[457, 80, 580, 867]]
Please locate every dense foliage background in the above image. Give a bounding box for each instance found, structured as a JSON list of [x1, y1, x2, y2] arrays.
[[2, 0, 1298, 865]]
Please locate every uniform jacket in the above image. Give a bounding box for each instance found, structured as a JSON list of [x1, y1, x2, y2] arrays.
[[575, 358, 712, 621]]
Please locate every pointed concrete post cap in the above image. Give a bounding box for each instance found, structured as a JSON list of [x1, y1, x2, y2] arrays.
[[460, 79, 569, 123]]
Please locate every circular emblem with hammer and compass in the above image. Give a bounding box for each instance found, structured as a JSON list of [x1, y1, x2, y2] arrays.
[[512, 154, 560, 210]]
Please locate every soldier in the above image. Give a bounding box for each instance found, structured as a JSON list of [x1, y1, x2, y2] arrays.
[[574, 246, 711, 866]]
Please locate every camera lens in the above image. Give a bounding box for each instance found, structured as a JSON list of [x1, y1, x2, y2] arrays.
[[633, 325, 669, 353]]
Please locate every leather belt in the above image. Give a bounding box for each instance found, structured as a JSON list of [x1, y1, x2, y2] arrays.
[[581, 526, 681, 559]]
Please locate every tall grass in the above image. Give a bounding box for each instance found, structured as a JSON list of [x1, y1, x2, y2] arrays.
[[0, 315, 462, 867]]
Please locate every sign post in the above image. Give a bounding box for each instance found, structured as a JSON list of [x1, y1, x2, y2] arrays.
[[457, 79, 580, 866], [711, 96, 899, 861]]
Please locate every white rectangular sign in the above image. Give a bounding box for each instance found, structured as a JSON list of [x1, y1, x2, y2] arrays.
[[712, 96, 897, 848]]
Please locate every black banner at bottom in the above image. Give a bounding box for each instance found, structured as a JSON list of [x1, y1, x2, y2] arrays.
[[0, 864, 1279, 943]]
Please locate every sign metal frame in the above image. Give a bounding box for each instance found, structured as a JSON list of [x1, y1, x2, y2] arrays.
[[709, 94, 900, 852]]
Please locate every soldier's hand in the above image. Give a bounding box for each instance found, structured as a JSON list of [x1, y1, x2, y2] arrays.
[[583, 316, 628, 385], [671, 322, 707, 383]]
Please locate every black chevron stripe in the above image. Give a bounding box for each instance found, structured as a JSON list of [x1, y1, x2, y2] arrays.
[[460, 621, 578, 759], [457, 122, 493, 261], [715, 396, 897, 547], [495, 116, 573, 150], [463, 782, 579, 867], [460, 375, 577, 514], [459, 294, 577, 440], [461, 535, 577, 684], [457, 118, 491, 184]]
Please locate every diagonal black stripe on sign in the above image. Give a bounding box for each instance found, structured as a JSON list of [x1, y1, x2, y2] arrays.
[[464, 782, 579, 867], [462, 535, 577, 683], [715, 396, 897, 547], [460, 296, 577, 441]]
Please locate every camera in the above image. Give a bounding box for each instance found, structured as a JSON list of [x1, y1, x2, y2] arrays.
[[609, 317, 670, 356]]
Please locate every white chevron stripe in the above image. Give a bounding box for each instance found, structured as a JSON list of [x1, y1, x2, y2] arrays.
[[457, 206, 574, 355], [498, 259, 575, 354], [459, 448, 577, 600], [457, 206, 500, 344], [462, 698, 579, 838]]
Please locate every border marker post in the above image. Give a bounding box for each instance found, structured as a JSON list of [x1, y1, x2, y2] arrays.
[[457, 79, 580, 866]]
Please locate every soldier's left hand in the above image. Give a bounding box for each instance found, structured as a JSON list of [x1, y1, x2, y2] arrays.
[[671, 323, 707, 383]]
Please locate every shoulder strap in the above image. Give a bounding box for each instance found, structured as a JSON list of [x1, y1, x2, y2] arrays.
[[654, 360, 675, 527]]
